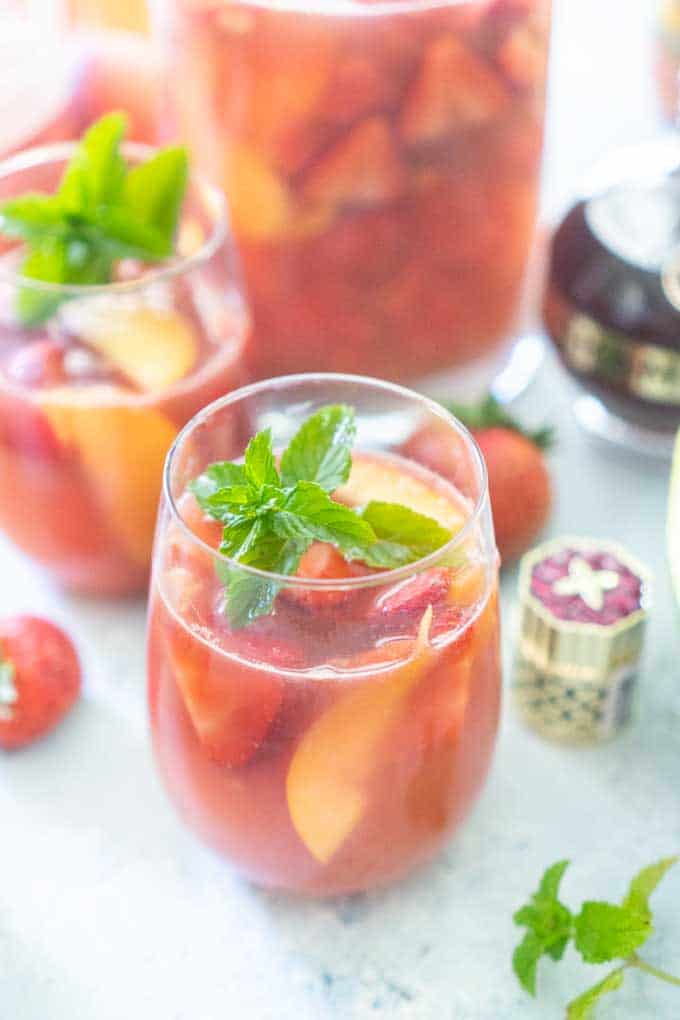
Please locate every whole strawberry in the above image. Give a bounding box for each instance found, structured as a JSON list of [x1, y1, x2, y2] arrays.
[[0, 616, 81, 749], [402, 396, 553, 564]]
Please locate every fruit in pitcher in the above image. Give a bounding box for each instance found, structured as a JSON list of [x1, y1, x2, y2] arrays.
[[300, 117, 405, 208], [400, 35, 509, 146], [286, 607, 435, 863], [224, 144, 294, 239], [0, 616, 81, 750]]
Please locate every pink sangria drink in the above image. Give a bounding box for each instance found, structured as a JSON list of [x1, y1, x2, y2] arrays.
[[148, 375, 500, 895], [0, 120, 249, 595], [158, 0, 550, 383]]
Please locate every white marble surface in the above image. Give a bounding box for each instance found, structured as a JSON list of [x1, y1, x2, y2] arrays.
[[2, 2, 680, 1018]]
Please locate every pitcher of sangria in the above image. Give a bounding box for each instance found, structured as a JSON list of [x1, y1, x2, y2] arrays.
[[155, 0, 551, 385]]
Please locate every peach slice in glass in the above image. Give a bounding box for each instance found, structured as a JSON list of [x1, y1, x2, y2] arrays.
[[64, 303, 198, 392], [39, 385, 178, 566], [335, 453, 467, 534], [286, 607, 435, 864]]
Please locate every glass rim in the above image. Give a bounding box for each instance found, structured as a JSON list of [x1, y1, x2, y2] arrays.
[[0, 141, 229, 296], [163, 372, 490, 591], [212, 0, 477, 17]]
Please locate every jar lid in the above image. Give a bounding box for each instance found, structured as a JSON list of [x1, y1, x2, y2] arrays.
[[514, 536, 652, 744]]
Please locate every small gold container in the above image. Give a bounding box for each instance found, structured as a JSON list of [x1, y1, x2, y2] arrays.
[[513, 536, 651, 745]]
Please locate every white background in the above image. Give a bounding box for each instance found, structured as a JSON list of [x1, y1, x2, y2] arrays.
[[2, 2, 680, 1018]]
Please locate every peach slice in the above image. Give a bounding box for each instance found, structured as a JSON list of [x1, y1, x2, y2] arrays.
[[70, 305, 198, 392], [335, 453, 467, 534], [39, 385, 177, 566], [299, 117, 406, 209], [286, 608, 435, 864], [400, 35, 509, 146], [224, 144, 294, 240]]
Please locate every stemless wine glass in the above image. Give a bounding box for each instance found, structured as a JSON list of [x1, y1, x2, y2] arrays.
[[155, 0, 551, 388], [148, 373, 501, 896], [0, 142, 250, 596]]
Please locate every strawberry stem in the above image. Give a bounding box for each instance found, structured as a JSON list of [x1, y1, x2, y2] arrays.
[[443, 395, 554, 450]]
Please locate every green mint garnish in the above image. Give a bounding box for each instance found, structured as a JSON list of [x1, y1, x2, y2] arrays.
[[513, 857, 680, 1018], [190, 404, 453, 629], [0, 656, 18, 721], [445, 394, 555, 450], [0, 112, 189, 327]]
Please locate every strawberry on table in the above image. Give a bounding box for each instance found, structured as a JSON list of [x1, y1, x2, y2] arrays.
[[0, 616, 81, 749], [402, 396, 553, 564]]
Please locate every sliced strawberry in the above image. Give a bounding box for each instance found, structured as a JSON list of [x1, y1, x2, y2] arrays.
[[374, 568, 452, 618], [167, 622, 284, 767], [0, 616, 81, 750], [399, 35, 510, 146], [283, 541, 373, 611], [299, 117, 406, 208]]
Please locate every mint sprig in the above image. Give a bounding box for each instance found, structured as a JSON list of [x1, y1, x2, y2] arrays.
[[513, 858, 680, 1018], [190, 405, 454, 629], [0, 112, 188, 326]]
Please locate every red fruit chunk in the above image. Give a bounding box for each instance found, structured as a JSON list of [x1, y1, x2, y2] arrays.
[[0, 392, 63, 462], [400, 35, 509, 146], [322, 56, 394, 125], [0, 616, 81, 750], [4, 339, 68, 388], [300, 116, 406, 208], [475, 427, 551, 563], [375, 568, 452, 618], [283, 541, 373, 611], [168, 623, 284, 767]]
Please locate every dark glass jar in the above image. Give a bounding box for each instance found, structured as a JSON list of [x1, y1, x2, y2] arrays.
[[543, 139, 680, 454]]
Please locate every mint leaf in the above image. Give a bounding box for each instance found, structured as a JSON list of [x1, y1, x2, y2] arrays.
[[280, 404, 355, 491], [16, 237, 111, 327], [566, 968, 626, 1020], [190, 463, 247, 507], [0, 194, 65, 242], [0, 112, 189, 327], [622, 858, 678, 922], [357, 501, 452, 569], [123, 147, 188, 249], [220, 532, 309, 629], [574, 902, 651, 964], [244, 428, 280, 489], [513, 861, 573, 995], [273, 481, 375, 556], [58, 111, 127, 214]]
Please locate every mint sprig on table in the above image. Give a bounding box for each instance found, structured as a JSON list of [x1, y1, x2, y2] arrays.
[[191, 404, 453, 629], [513, 857, 680, 1018], [0, 112, 188, 326]]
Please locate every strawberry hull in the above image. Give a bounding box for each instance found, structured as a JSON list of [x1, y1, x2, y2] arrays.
[[164, 0, 550, 382], [148, 449, 501, 896]]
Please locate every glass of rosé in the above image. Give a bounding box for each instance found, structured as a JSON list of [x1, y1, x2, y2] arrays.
[[155, 0, 550, 387], [148, 373, 501, 896], [0, 136, 250, 596]]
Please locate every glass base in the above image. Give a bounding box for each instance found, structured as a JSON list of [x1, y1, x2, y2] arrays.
[[573, 395, 676, 459], [419, 332, 545, 405]]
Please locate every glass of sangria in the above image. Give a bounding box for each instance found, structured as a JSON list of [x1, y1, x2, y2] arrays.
[[148, 373, 500, 896], [0, 141, 250, 595], [155, 0, 550, 388]]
